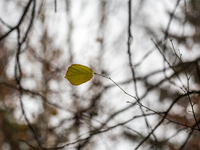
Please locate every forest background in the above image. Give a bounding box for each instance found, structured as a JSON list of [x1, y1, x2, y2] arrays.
[[0, 0, 200, 150]]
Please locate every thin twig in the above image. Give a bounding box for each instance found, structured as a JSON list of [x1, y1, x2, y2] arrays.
[[0, 0, 34, 41], [170, 39, 200, 131], [14, 0, 44, 149], [127, 0, 157, 141]]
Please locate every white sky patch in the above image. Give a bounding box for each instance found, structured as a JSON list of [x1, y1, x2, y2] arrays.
[[14, 95, 43, 123]]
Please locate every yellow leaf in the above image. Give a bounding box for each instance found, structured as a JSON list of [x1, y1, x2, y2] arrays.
[[65, 64, 93, 85]]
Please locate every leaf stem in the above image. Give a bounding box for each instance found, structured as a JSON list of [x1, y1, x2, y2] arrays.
[[94, 73, 163, 115]]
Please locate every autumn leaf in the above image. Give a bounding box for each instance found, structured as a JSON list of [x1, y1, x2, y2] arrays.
[[65, 64, 93, 85]]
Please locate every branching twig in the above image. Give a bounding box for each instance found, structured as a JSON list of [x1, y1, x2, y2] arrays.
[[170, 39, 200, 131], [0, 0, 34, 41], [127, 0, 158, 142], [14, 0, 44, 149]]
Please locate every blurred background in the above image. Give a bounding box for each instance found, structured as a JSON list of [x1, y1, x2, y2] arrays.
[[0, 0, 200, 149]]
